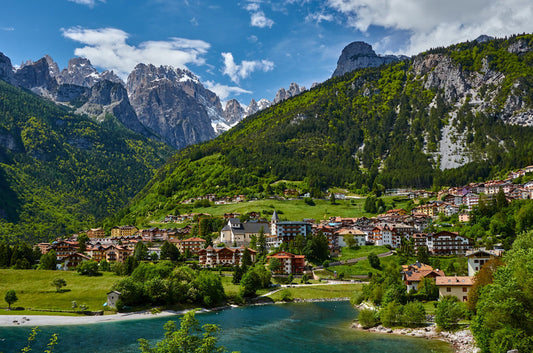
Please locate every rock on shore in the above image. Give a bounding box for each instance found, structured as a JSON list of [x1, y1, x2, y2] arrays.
[[351, 323, 479, 353]]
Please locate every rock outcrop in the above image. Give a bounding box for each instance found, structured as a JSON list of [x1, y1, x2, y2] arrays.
[[224, 99, 245, 125], [332, 41, 406, 77], [126, 64, 216, 149], [273, 82, 306, 104]]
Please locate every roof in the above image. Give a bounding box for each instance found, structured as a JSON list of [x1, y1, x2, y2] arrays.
[[183, 237, 206, 242], [465, 248, 504, 257], [404, 269, 445, 282], [243, 222, 270, 234], [436, 276, 474, 286]]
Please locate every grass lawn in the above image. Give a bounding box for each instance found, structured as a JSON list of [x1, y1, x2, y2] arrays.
[[148, 196, 410, 225], [0, 269, 122, 314], [338, 246, 390, 261], [220, 275, 270, 299], [268, 283, 362, 301]]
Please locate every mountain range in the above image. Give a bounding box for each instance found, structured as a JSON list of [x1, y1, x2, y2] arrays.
[[113, 34, 533, 225], [0, 52, 306, 150]]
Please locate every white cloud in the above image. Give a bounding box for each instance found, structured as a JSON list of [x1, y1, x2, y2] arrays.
[[68, 0, 105, 8], [0, 27, 15, 31], [244, 1, 274, 28], [61, 27, 210, 79], [221, 52, 274, 83], [250, 11, 274, 28], [327, 0, 533, 55], [204, 80, 252, 100], [305, 12, 334, 24]]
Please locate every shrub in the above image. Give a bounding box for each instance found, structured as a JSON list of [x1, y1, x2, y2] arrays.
[[358, 309, 378, 328]]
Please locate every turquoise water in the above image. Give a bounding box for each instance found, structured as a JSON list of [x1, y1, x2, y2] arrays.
[[0, 301, 452, 353]]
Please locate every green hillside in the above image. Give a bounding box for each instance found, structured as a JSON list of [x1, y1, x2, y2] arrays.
[[0, 80, 173, 242], [115, 35, 533, 225]]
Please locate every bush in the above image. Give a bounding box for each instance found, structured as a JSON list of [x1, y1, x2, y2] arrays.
[[436, 297, 465, 331], [358, 309, 378, 328], [77, 260, 101, 276], [279, 289, 293, 301]]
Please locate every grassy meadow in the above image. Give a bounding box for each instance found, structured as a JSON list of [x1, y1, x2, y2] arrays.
[[267, 283, 362, 301], [147, 196, 410, 226], [0, 269, 121, 314]]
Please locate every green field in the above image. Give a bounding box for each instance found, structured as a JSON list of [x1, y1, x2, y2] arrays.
[[267, 283, 362, 301], [0, 269, 121, 314], [149, 196, 409, 226], [338, 246, 390, 261]]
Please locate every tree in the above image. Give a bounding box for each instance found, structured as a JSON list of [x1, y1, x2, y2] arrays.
[[77, 233, 89, 253], [138, 311, 230, 353], [257, 227, 267, 258], [160, 241, 180, 261], [466, 257, 504, 312], [150, 252, 159, 261], [134, 242, 149, 260], [416, 277, 439, 301], [364, 195, 378, 213], [368, 252, 381, 270], [76, 260, 101, 276], [52, 278, 67, 293], [241, 248, 252, 268], [5, 290, 17, 309], [417, 245, 430, 265], [400, 301, 426, 328], [38, 250, 57, 270], [330, 193, 336, 205], [304, 232, 329, 264], [358, 308, 378, 328], [435, 297, 464, 330], [268, 257, 282, 273], [240, 269, 261, 297]]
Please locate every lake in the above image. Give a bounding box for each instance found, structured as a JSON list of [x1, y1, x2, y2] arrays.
[[0, 301, 452, 353]]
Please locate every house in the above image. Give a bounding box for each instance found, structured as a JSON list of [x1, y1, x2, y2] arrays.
[[176, 237, 206, 255], [198, 246, 256, 267], [106, 291, 121, 309], [110, 225, 138, 238], [86, 228, 105, 239], [412, 203, 439, 217], [86, 244, 107, 262], [36, 242, 51, 254], [462, 193, 479, 211], [426, 231, 473, 255], [62, 253, 91, 270], [50, 240, 79, 260], [466, 248, 504, 276], [402, 266, 445, 292], [337, 229, 366, 248], [458, 210, 470, 223], [436, 276, 475, 302], [267, 251, 306, 274], [217, 218, 270, 247], [104, 245, 131, 263]]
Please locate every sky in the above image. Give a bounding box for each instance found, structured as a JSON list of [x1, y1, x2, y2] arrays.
[[2, 0, 533, 105]]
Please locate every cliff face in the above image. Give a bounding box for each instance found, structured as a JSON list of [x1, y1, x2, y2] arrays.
[[332, 41, 406, 77], [126, 64, 216, 149]]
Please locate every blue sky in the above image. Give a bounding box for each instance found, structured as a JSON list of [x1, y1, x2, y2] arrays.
[[2, 0, 533, 105]]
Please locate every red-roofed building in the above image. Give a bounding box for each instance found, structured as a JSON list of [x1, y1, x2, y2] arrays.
[[267, 251, 306, 274], [436, 276, 475, 302], [176, 237, 206, 255]]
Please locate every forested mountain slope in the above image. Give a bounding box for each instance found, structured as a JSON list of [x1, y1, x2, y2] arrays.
[[0, 80, 173, 242], [113, 34, 533, 225]]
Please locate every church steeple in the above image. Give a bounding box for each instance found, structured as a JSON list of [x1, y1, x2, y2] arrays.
[[271, 210, 279, 222]]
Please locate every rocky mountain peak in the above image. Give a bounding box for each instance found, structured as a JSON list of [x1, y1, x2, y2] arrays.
[[332, 41, 406, 77], [273, 82, 306, 104], [57, 57, 121, 87], [224, 99, 245, 125], [13, 57, 57, 93], [0, 52, 14, 83]]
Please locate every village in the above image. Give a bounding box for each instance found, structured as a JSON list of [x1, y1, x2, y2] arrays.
[[32, 165, 533, 306]]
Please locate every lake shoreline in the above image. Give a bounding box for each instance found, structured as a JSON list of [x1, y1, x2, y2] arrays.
[[351, 322, 479, 353], [0, 298, 351, 327]]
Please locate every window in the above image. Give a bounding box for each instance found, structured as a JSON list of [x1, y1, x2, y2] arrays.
[[446, 287, 451, 292], [463, 287, 467, 292]]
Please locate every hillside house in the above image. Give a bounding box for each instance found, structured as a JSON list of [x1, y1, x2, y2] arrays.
[[176, 237, 206, 255], [217, 218, 270, 247], [267, 251, 306, 274], [466, 248, 504, 276], [436, 276, 475, 302], [427, 231, 473, 255], [198, 246, 256, 267]]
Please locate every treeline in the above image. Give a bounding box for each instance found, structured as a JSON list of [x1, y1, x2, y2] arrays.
[[0, 80, 172, 243], [112, 261, 225, 308], [0, 241, 41, 269], [118, 35, 533, 225]]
